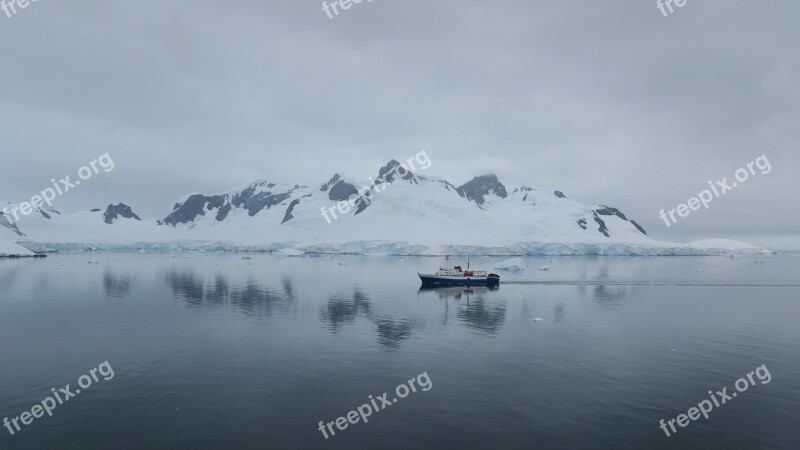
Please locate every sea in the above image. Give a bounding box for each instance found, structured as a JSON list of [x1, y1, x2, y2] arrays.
[[1, 253, 798, 449]]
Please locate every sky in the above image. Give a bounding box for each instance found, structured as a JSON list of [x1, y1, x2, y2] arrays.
[[0, 0, 797, 249]]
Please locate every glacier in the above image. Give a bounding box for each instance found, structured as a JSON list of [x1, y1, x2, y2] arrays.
[[1, 162, 770, 257]]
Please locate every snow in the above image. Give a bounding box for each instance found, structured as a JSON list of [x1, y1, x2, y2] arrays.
[[0, 229, 35, 257], [495, 257, 526, 271], [685, 239, 762, 250], [5, 172, 772, 257], [277, 247, 305, 257]]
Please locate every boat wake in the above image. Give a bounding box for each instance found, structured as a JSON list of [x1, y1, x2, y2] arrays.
[[501, 281, 800, 287]]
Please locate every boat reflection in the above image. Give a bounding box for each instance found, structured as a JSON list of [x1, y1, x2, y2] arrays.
[[417, 285, 499, 301]]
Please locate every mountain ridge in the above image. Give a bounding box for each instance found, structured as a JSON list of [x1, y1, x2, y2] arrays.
[[1, 161, 770, 256]]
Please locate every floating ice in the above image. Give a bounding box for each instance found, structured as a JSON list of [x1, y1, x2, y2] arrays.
[[277, 248, 304, 257], [494, 257, 526, 271]]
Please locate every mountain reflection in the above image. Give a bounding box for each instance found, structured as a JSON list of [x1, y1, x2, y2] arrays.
[[418, 286, 507, 335], [554, 302, 565, 323], [165, 268, 507, 347], [320, 290, 372, 331], [165, 270, 290, 316], [375, 319, 414, 349], [0, 264, 21, 291], [457, 298, 507, 334], [319, 290, 421, 349], [282, 277, 294, 300], [593, 285, 630, 310], [103, 268, 131, 298]]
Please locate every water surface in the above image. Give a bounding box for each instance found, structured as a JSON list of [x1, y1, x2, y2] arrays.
[[1, 254, 798, 449]]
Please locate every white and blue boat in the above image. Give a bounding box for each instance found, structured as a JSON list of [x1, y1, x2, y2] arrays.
[[418, 258, 500, 287]]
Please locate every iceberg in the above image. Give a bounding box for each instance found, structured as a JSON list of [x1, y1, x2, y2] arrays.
[[494, 257, 526, 271], [277, 247, 305, 257]]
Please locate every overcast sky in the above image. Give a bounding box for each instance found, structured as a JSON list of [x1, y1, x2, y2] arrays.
[[0, 0, 797, 248]]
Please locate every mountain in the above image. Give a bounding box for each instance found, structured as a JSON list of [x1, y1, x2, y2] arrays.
[[1, 207, 25, 237], [0, 205, 34, 256], [147, 162, 669, 254], [160, 181, 303, 226], [0, 202, 145, 255], [0, 231, 34, 256], [104, 203, 141, 224], [2, 162, 768, 256]]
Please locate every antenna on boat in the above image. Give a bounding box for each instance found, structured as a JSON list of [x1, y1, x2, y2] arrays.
[[467, 254, 470, 270]]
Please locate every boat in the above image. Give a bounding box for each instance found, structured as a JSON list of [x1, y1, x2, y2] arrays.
[[418, 257, 500, 287]]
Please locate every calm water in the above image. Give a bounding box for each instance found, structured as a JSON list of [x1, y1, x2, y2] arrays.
[[1, 254, 799, 450]]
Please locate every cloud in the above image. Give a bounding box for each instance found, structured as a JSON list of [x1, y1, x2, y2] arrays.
[[0, 0, 797, 247]]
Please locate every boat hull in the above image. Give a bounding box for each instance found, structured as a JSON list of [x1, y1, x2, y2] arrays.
[[418, 274, 500, 287]]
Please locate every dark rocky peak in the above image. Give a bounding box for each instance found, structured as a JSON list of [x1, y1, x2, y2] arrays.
[[592, 212, 610, 238], [281, 199, 302, 224], [163, 194, 229, 226], [377, 160, 416, 184], [554, 190, 567, 199], [161, 180, 298, 226], [321, 174, 342, 192], [595, 205, 628, 221], [230, 181, 292, 217], [319, 173, 359, 202], [328, 179, 359, 202], [456, 175, 508, 205], [0, 211, 25, 236], [594, 205, 646, 235], [630, 221, 647, 236], [104, 203, 141, 224], [37, 206, 60, 219]]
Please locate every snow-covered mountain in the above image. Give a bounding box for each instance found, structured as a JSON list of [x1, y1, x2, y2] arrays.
[[0, 229, 34, 256], [2, 161, 768, 256], [1, 202, 146, 255], [0, 203, 34, 256]]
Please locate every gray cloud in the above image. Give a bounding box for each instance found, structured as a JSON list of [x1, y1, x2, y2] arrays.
[[0, 0, 797, 247]]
